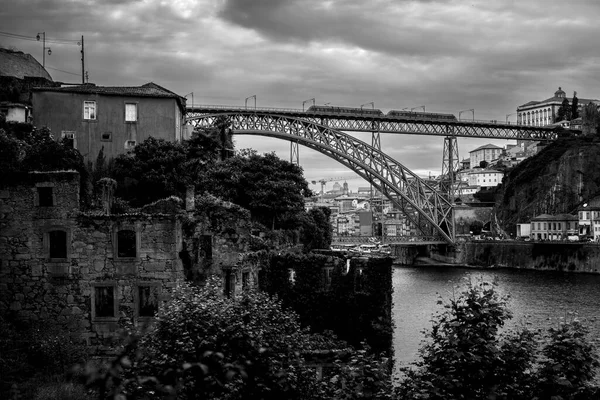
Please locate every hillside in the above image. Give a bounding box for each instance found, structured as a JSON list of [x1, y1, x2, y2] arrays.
[[497, 135, 600, 233]]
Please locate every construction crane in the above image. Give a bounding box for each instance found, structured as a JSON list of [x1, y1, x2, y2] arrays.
[[310, 176, 362, 201]]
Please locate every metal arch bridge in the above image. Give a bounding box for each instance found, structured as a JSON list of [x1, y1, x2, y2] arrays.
[[185, 106, 562, 244]]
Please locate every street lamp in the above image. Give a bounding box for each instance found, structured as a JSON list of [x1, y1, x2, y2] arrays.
[[505, 113, 516, 124], [302, 98, 315, 111], [459, 109, 475, 121], [245, 95, 256, 109], [36, 32, 51, 67], [411, 105, 425, 112], [184, 92, 194, 108]]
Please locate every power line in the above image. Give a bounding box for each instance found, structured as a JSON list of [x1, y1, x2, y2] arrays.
[[0, 30, 79, 45], [46, 66, 80, 76]]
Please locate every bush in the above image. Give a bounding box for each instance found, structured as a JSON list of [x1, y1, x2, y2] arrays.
[[396, 277, 599, 400]]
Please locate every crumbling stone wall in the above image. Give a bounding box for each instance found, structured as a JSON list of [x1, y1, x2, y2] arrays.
[[0, 171, 185, 349]]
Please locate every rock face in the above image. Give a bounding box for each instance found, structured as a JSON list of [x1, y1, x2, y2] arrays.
[[497, 136, 600, 234]]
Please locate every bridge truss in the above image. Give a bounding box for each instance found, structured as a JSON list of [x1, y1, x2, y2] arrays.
[[188, 112, 455, 243]]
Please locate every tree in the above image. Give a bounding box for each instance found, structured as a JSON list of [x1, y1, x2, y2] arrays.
[[396, 278, 600, 400], [196, 152, 310, 229], [581, 102, 600, 136], [117, 279, 335, 399], [300, 207, 332, 251], [556, 97, 572, 122], [571, 91, 579, 120]]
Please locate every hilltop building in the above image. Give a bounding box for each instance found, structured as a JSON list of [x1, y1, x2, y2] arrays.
[[469, 144, 504, 168], [32, 82, 187, 162], [516, 87, 599, 126]]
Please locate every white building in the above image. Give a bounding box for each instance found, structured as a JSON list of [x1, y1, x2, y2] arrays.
[[468, 169, 504, 188], [469, 144, 504, 168], [517, 87, 599, 126]]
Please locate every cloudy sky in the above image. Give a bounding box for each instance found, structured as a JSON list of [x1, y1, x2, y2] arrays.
[[3, 0, 600, 191]]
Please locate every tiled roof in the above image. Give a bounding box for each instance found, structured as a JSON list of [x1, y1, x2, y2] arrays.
[[32, 82, 186, 111], [531, 213, 577, 221], [0, 48, 52, 80], [469, 144, 503, 153]]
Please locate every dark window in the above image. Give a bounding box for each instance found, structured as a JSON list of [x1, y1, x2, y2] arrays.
[[101, 132, 112, 141], [94, 286, 115, 318], [322, 267, 333, 291], [224, 270, 235, 298], [38, 187, 53, 207], [49, 230, 67, 259], [201, 235, 212, 260], [242, 272, 250, 290], [138, 286, 159, 317], [117, 230, 136, 258]]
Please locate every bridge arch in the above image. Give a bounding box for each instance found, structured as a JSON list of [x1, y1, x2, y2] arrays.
[[187, 112, 455, 243]]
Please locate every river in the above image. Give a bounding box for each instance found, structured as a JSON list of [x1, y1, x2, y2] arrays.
[[393, 266, 600, 374]]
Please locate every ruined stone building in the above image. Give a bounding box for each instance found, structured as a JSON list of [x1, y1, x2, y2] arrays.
[[0, 171, 255, 348]]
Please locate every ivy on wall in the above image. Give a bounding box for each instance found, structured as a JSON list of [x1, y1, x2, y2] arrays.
[[256, 252, 393, 355]]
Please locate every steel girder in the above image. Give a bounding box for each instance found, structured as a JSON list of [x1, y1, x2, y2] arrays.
[[189, 113, 455, 243], [186, 108, 563, 140]]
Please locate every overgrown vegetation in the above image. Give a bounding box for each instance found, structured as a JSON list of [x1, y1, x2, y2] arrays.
[[396, 278, 599, 399], [82, 279, 392, 400]]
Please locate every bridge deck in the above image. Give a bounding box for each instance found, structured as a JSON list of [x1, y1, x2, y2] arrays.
[[186, 105, 571, 140]]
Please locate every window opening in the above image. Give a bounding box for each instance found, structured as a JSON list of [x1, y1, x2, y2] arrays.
[[84, 101, 96, 120], [125, 140, 136, 150], [61, 131, 76, 148], [101, 132, 112, 141], [201, 235, 212, 260], [125, 103, 137, 122], [242, 272, 250, 290], [37, 187, 53, 207], [94, 286, 115, 318], [138, 286, 158, 317], [49, 230, 67, 259], [117, 229, 136, 258]]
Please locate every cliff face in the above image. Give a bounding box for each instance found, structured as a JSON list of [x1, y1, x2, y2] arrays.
[[497, 136, 600, 233]]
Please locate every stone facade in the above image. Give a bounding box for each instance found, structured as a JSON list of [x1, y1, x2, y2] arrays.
[[0, 171, 185, 348]]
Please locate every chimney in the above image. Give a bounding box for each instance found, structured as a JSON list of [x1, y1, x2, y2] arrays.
[[185, 185, 195, 212]]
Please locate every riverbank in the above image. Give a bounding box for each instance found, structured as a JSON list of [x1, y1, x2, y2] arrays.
[[449, 241, 600, 274]]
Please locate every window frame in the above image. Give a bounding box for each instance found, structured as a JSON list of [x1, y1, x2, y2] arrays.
[[135, 282, 161, 320], [43, 227, 71, 262], [113, 224, 141, 261], [36, 186, 54, 207], [125, 102, 138, 123], [83, 101, 97, 121], [91, 282, 118, 322]]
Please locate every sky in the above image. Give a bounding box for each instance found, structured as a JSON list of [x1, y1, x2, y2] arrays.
[[2, 0, 600, 192]]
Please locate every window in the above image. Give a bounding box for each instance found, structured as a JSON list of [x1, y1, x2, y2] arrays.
[[49, 230, 67, 259], [37, 187, 53, 207], [61, 131, 76, 148], [242, 271, 250, 290], [138, 285, 159, 318], [201, 235, 212, 260], [84, 101, 96, 120], [92, 283, 117, 320], [322, 267, 333, 291], [117, 229, 137, 258], [125, 103, 137, 122], [101, 132, 112, 141], [124, 140, 136, 150], [558, 223, 561, 230]]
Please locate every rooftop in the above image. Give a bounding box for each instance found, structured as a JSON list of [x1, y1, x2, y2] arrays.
[[469, 144, 503, 153], [0, 48, 52, 80], [33, 82, 186, 111]]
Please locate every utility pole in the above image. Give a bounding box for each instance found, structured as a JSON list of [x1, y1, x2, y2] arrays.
[[80, 36, 85, 84], [36, 32, 51, 68]]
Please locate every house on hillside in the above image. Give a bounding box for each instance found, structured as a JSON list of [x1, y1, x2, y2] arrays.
[[530, 213, 578, 240], [32, 82, 187, 162], [0, 47, 56, 122], [469, 144, 504, 168]]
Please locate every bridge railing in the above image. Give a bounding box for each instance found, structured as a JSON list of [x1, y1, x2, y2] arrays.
[[186, 104, 549, 128]]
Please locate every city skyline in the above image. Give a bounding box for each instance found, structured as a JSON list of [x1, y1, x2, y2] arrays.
[[2, 0, 600, 190]]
